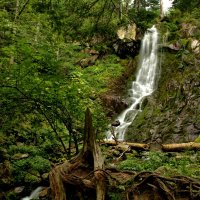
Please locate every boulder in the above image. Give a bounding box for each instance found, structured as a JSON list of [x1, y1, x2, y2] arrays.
[[114, 23, 140, 58], [101, 95, 128, 114], [166, 42, 181, 51], [117, 24, 137, 41], [111, 120, 120, 127], [78, 55, 99, 68], [190, 39, 200, 54], [14, 186, 25, 194], [113, 40, 140, 58]]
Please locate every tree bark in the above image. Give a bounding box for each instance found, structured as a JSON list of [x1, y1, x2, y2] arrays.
[[162, 142, 200, 152], [49, 108, 106, 200]]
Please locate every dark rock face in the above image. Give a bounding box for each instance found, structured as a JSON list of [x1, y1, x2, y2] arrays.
[[113, 23, 141, 58], [101, 95, 128, 117], [113, 40, 141, 59], [125, 50, 200, 144], [112, 120, 120, 127]]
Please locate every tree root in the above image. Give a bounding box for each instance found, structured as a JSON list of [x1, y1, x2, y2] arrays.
[[126, 172, 200, 200]]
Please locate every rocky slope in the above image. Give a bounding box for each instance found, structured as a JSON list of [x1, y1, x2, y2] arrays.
[[124, 15, 200, 145]]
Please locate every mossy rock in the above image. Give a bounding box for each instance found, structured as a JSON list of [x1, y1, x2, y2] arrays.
[[24, 174, 41, 184]]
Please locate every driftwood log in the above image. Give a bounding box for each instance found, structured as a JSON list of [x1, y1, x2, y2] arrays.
[[103, 141, 200, 152], [103, 141, 150, 151], [162, 142, 200, 152], [49, 108, 106, 200]]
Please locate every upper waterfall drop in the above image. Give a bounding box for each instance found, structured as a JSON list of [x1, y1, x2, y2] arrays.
[[107, 25, 159, 141]]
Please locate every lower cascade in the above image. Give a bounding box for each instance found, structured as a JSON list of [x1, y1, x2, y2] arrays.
[[107, 25, 159, 141], [21, 187, 44, 200]]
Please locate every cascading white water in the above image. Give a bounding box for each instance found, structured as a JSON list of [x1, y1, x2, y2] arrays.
[[21, 187, 44, 200], [107, 25, 159, 141]]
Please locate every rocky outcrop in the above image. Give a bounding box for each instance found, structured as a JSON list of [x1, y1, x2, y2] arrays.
[[101, 95, 128, 117], [113, 23, 141, 58], [77, 48, 100, 68], [125, 51, 200, 144], [181, 23, 197, 37], [113, 40, 140, 59], [117, 24, 137, 41]]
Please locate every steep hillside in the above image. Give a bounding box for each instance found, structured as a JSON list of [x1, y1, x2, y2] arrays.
[[125, 9, 200, 145]]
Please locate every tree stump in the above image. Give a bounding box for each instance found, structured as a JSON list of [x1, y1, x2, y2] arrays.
[[49, 108, 106, 200]]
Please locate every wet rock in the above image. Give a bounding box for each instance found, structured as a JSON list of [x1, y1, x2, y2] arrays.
[[113, 40, 140, 58], [112, 120, 120, 127], [101, 95, 128, 114], [14, 186, 25, 194], [39, 187, 50, 199]]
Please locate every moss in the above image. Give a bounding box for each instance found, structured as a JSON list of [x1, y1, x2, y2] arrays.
[[11, 156, 51, 184], [117, 151, 200, 178], [24, 174, 41, 184]]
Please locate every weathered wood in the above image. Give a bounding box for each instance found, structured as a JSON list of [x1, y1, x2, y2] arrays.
[[162, 142, 200, 152], [104, 141, 200, 152], [49, 108, 106, 200], [103, 141, 150, 150], [84, 108, 106, 200]]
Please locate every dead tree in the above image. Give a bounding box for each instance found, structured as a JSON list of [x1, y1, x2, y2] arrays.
[[49, 108, 106, 200]]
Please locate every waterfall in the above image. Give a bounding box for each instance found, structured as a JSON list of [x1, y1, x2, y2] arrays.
[[21, 187, 44, 200], [107, 25, 159, 141]]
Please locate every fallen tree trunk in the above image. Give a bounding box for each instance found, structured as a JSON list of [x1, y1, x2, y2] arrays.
[[162, 142, 200, 152], [103, 141, 150, 151], [103, 141, 200, 152]]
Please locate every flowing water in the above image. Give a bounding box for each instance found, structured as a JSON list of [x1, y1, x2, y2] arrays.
[[107, 26, 159, 141], [21, 186, 44, 200]]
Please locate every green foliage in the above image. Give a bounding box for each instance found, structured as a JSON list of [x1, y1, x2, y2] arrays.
[[108, 192, 122, 200], [128, 8, 159, 31], [173, 0, 200, 13], [118, 151, 200, 178], [12, 155, 51, 184]]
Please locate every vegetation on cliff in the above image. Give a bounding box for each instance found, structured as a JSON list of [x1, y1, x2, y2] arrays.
[[126, 2, 200, 145], [0, 0, 200, 199]]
